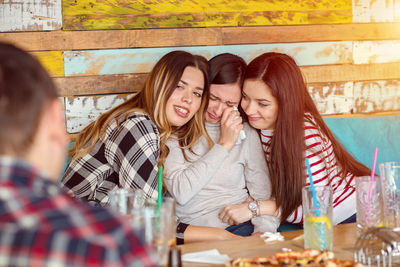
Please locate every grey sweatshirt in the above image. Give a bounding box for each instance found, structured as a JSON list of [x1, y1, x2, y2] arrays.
[[164, 122, 280, 233]]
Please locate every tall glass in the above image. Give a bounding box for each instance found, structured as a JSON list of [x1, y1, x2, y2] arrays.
[[142, 197, 176, 265], [302, 185, 333, 250], [379, 162, 400, 230], [355, 176, 383, 236]]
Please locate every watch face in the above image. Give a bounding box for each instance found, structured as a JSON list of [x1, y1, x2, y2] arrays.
[[249, 201, 257, 211]]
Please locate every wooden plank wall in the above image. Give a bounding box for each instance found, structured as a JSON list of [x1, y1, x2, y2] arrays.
[[1, 0, 400, 134]]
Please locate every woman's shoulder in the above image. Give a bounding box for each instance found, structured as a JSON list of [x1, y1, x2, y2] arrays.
[[303, 113, 330, 146], [106, 111, 159, 138]]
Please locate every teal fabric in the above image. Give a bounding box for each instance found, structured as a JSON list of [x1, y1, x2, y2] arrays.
[[324, 115, 400, 175]]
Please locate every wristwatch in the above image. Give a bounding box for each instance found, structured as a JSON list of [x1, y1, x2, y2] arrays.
[[248, 200, 258, 218]]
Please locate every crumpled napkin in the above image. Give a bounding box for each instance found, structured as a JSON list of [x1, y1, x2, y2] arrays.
[[182, 249, 231, 264], [260, 232, 285, 242]]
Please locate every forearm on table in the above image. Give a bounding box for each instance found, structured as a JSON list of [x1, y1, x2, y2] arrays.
[[183, 225, 242, 243], [259, 200, 279, 217]]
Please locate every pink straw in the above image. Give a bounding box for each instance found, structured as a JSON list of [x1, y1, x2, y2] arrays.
[[368, 147, 378, 202]]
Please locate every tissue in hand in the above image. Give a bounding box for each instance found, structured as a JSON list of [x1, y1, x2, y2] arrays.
[[233, 106, 246, 144]]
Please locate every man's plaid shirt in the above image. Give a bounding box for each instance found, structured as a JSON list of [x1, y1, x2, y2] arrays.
[[61, 112, 159, 205], [0, 156, 156, 266]]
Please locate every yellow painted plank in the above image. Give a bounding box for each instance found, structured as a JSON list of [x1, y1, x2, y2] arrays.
[[32, 51, 64, 77], [63, 0, 351, 14], [62, 0, 351, 30]]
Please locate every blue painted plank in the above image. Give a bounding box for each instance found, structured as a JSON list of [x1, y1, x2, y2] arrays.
[[64, 42, 352, 76]]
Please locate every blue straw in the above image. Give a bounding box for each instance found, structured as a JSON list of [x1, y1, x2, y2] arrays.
[[306, 158, 320, 216], [306, 157, 327, 249]]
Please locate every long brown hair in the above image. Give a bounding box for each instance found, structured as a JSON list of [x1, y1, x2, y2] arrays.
[[245, 52, 370, 222], [70, 50, 211, 168]]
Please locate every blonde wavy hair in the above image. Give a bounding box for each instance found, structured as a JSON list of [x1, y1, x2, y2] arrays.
[[69, 50, 212, 170]]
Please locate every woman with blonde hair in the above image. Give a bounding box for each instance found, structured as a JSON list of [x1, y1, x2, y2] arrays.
[[61, 51, 211, 205]]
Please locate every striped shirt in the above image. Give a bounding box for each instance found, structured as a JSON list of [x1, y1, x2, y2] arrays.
[[260, 113, 356, 225], [0, 156, 156, 267], [61, 112, 160, 205]]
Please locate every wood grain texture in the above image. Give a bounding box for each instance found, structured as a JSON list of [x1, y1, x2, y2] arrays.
[[2, 23, 400, 51], [55, 62, 400, 96], [54, 74, 145, 97], [301, 62, 400, 83], [63, 42, 352, 76], [62, 0, 351, 30], [0, 0, 62, 32]]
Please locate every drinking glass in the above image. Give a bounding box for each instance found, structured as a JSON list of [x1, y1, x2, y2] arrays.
[[108, 187, 146, 215], [379, 162, 400, 230], [355, 176, 383, 236], [142, 197, 176, 265], [302, 185, 333, 250]]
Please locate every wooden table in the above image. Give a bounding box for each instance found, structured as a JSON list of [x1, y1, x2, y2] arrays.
[[179, 223, 358, 266]]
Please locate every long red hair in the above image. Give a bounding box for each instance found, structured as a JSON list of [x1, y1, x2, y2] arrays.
[[245, 52, 370, 222]]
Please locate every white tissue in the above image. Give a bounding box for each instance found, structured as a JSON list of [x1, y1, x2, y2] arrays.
[[260, 232, 284, 242], [182, 249, 231, 264], [233, 106, 246, 144]]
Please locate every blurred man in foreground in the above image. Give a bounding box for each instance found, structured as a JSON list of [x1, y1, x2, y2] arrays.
[[0, 42, 155, 266]]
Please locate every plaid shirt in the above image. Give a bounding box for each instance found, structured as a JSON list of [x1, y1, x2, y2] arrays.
[[61, 112, 159, 205], [0, 156, 156, 267]]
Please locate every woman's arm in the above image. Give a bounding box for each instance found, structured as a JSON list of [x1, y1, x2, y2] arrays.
[[106, 114, 160, 200], [219, 199, 278, 225]]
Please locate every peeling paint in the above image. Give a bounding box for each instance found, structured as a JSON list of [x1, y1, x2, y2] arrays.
[[64, 42, 352, 76], [354, 80, 400, 113], [65, 94, 133, 133], [354, 41, 400, 64], [308, 82, 354, 115], [0, 0, 62, 32]]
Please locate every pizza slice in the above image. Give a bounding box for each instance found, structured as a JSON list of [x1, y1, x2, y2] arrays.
[[227, 249, 363, 267]]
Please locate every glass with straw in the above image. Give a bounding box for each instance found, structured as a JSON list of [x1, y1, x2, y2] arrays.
[[302, 158, 333, 250], [355, 147, 383, 236]]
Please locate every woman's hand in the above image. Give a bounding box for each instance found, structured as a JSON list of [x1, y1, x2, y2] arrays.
[[219, 202, 252, 225], [217, 107, 243, 152]]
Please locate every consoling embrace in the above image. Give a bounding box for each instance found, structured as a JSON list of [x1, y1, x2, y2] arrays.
[[59, 50, 370, 242]]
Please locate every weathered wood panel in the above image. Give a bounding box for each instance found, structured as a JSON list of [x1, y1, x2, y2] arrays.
[[353, 0, 400, 22], [221, 23, 400, 45], [301, 62, 400, 83], [54, 74, 145, 97], [0, 0, 62, 32], [308, 82, 354, 115], [353, 41, 400, 64], [2, 23, 400, 51], [32, 51, 64, 77], [64, 42, 352, 76], [55, 62, 400, 96], [64, 80, 400, 133], [65, 94, 133, 133], [353, 80, 400, 113], [62, 0, 351, 30]]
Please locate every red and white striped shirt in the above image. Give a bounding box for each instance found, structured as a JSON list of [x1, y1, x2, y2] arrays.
[[260, 113, 356, 225]]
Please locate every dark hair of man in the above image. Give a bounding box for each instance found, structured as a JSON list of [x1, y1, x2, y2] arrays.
[[0, 42, 58, 155], [245, 52, 370, 222]]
